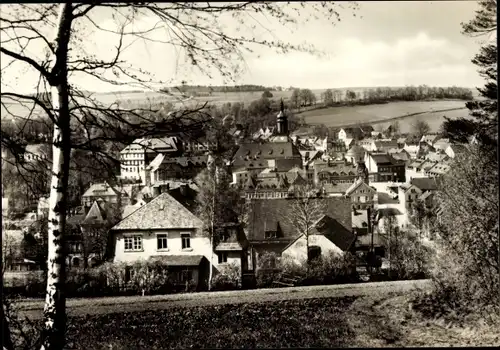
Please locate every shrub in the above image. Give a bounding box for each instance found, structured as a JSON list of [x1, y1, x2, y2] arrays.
[[255, 251, 281, 288], [211, 262, 241, 291], [129, 260, 170, 296], [388, 231, 433, 280], [24, 271, 46, 297], [302, 252, 357, 285]]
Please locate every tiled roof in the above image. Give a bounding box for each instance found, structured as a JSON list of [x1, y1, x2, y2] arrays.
[[323, 183, 353, 194], [247, 197, 351, 242], [352, 210, 369, 229], [232, 142, 301, 167], [111, 192, 202, 231], [410, 177, 438, 191], [314, 160, 357, 175], [83, 182, 124, 198], [25, 143, 50, 157], [215, 242, 243, 251], [376, 192, 399, 205], [312, 214, 356, 251], [275, 158, 302, 172], [82, 201, 106, 225], [376, 208, 403, 218], [369, 153, 401, 165], [149, 255, 206, 267], [375, 140, 398, 150]]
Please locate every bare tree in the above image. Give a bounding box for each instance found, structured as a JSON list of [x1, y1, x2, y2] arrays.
[[1, 2, 358, 348], [288, 184, 327, 271], [412, 119, 431, 139]]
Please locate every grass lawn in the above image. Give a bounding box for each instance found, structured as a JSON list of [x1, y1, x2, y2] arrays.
[[11, 290, 499, 349]]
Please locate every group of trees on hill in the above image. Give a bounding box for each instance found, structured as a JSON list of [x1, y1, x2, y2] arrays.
[[319, 85, 474, 108], [161, 84, 277, 95], [290, 88, 317, 109], [204, 97, 303, 134]]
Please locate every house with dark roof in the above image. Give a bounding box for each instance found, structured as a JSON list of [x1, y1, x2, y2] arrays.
[[445, 144, 469, 159], [246, 197, 352, 269], [410, 177, 438, 192], [374, 139, 399, 153], [109, 192, 247, 290], [281, 213, 356, 264], [364, 152, 406, 182], [338, 126, 371, 141], [82, 182, 133, 209]]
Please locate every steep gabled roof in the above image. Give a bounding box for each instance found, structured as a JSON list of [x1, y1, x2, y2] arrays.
[[111, 192, 202, 231], [83, 182, 124, 198], [292, 214, 356, 252], [247, 197, 351, 242], [82, 201, 106, 225]]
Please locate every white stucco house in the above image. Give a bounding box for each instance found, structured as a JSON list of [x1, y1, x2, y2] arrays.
[[109, 192, 247, 290]]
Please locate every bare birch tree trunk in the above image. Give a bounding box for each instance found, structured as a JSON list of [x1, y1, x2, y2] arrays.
[[208, 169, 216, 291], [41, 4, 73, 350]]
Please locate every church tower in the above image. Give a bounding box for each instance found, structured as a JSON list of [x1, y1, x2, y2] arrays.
[[276, 99, 288, 136]]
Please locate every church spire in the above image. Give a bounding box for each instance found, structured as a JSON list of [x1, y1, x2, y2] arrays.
[[276, 98, 288, 135]]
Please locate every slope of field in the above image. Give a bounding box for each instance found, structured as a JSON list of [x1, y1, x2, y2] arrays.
[[298, 100, 468, 133], [372, 108, 470, 134]]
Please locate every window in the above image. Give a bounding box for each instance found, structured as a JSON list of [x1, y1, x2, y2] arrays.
[[265, 231, 277, 239], [157, 234, 168, 250], [218, 252, 228, 264], [181, 233, 191, 249], [124, 235, 143, 251]]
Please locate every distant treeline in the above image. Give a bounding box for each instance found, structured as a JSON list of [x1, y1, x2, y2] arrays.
[[319, 85, 474, 108], [160, 84, 280, 94]]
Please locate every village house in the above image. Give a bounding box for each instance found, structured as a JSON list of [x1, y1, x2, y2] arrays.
[[403, 142, 421, 159], [320, 182, 353, 197], [81, 182, 134, 209], [281, 214, 356, 265], [345, 145, 366, 165], [445, 144, 468, 159], [420, 134, 441, 146], [109, 192, 248, 290], [23, 143, 51, 163], [146, 153, 208, 185], [358, 138, 377, 152], [246, 197, 353, 269], [432, 138, 451, 152], [364, 152, 406, 183], [120, 136, 183, 182], [374, 139, 399, 153], [405, 159, 426, 180], [338, 125, 374, 141], [425, 162, 451, 178], [388, 149, 411, 164], [313, 159, 358, 185], [345, 178, 377, 211]]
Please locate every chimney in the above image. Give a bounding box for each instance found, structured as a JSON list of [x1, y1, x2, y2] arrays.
[[180, 184, 188, 197]]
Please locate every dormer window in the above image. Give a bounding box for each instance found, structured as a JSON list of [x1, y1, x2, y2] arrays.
[[265, 231, 277, 239]]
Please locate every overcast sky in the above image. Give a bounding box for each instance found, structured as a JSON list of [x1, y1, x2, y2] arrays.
[[0, 1, 489, 93]]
